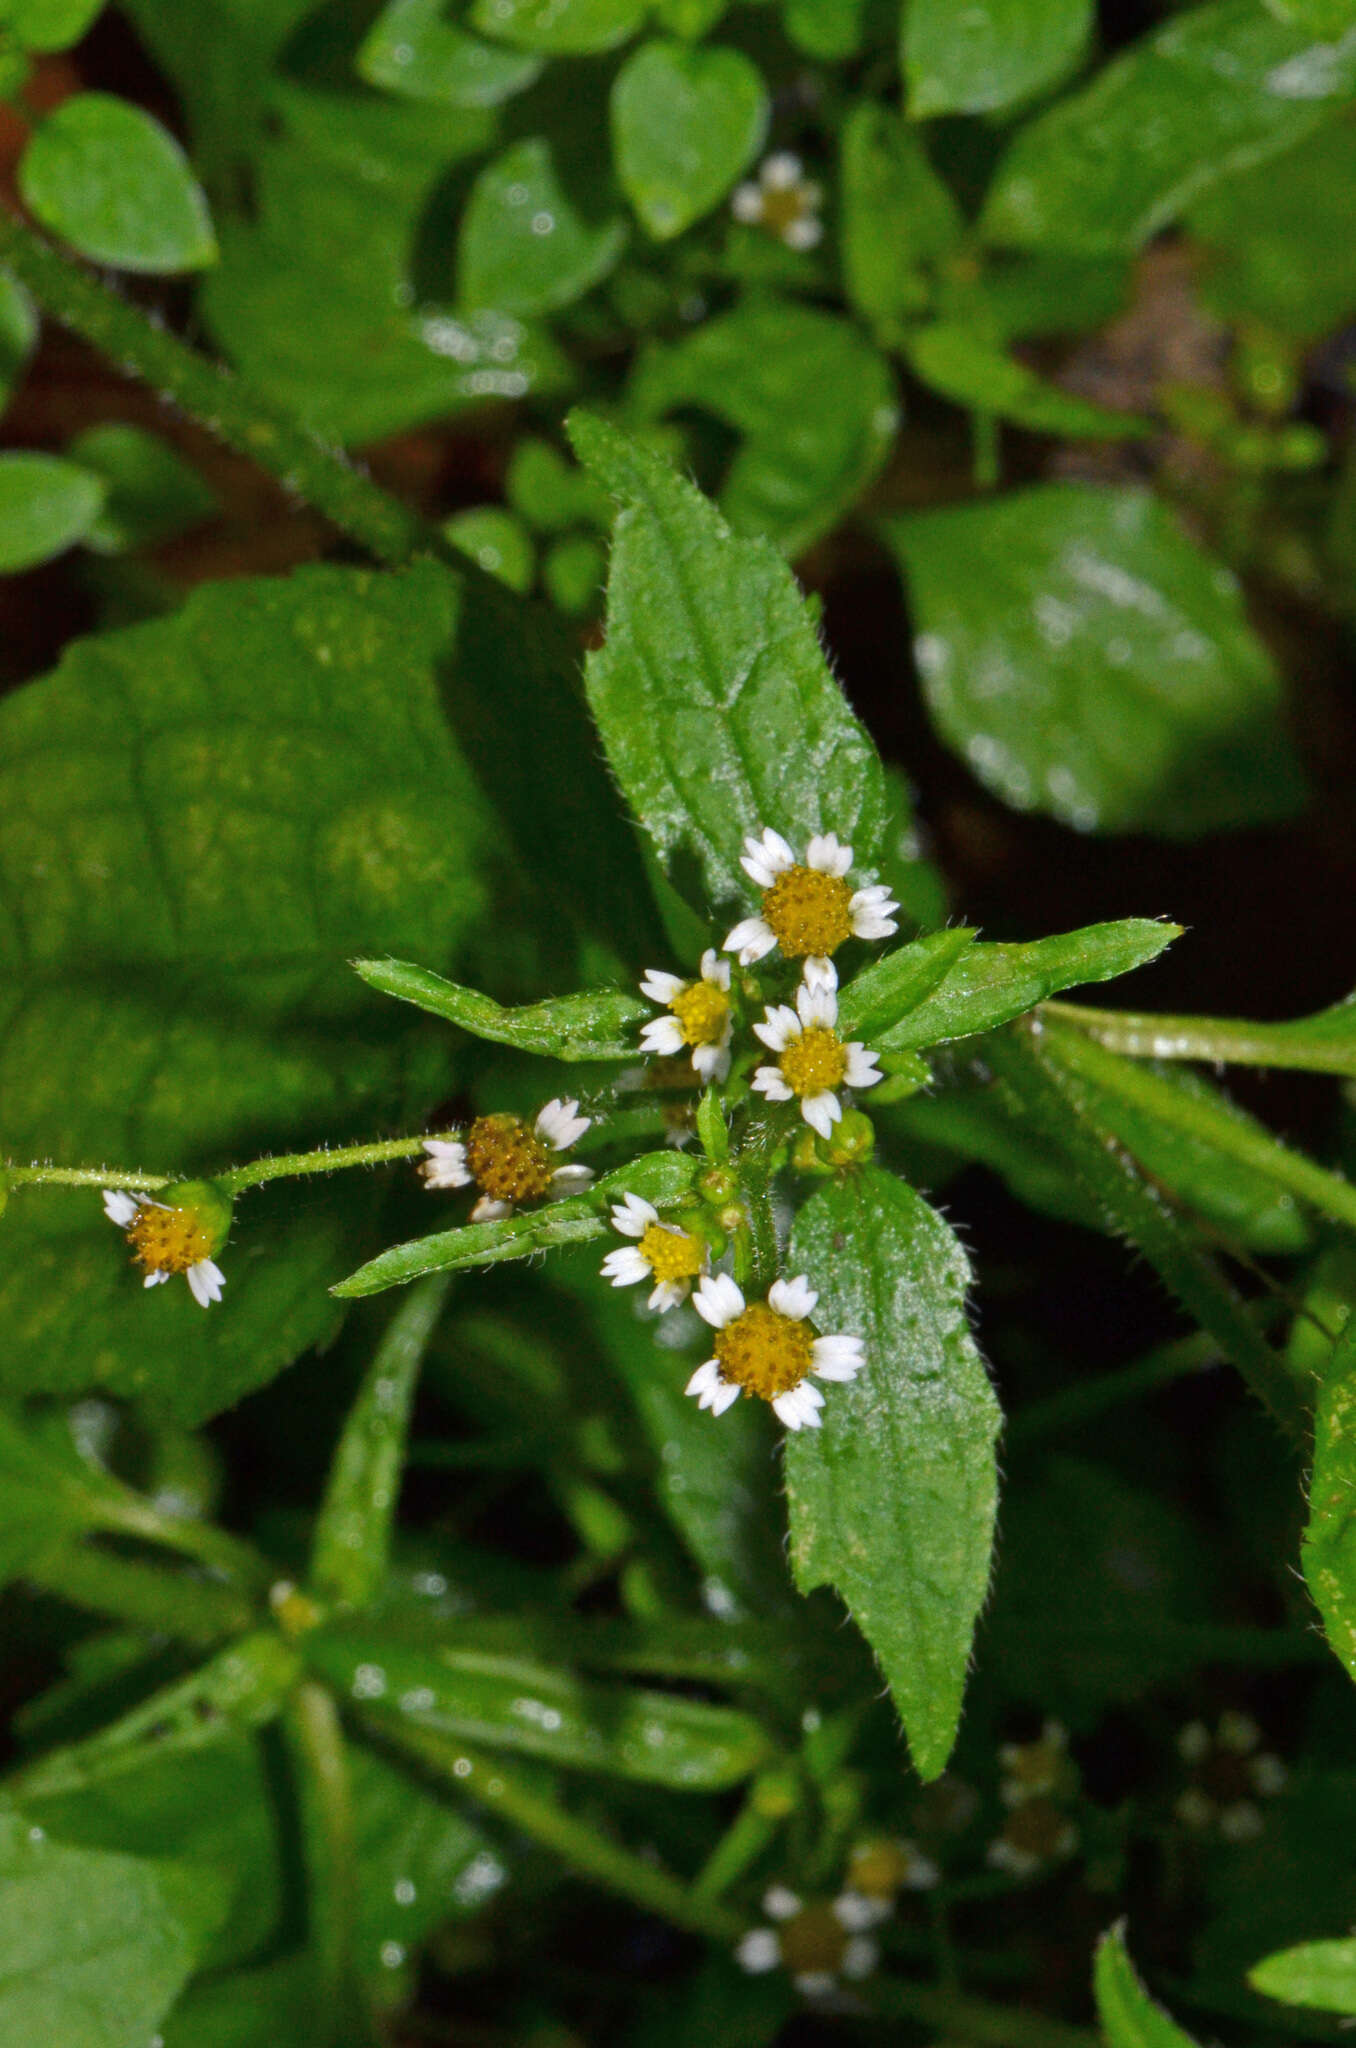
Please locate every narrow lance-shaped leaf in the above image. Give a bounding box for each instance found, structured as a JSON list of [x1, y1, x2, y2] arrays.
[[1249, 1938, 1356, 2016], [569, 409, 888, 905], [785, 1166, 1001, 1779], [1094, 1922, 1203, 2047], [1301, 1320, 1356, 1682], [836, 928, 974, 1042], [1044, 988, 1356, 1080], [353, 958, 649, 1060]]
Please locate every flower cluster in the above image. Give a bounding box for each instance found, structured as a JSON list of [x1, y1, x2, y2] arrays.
[[730, 152, 824, 251], [422, 1098, 593, 1222], [987, 1722, 1080, 1878], [736, 1834, 937, 1999], [101, 1181, 231, 1309]]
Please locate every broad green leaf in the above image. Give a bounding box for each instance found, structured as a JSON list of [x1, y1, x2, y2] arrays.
[[118, 0, 319, 172], [0, 561, 496, 1421], [840, 104, 962, 321], [903, 324, 1149, 438], [5, 0, 103, 51], [836, 927, 976, 1042], [470, 0, 646, 52], [570, 409, 889, 904], [0, 452, 103, 572], [785, 1167, 1000, 1778], [354, 958, 649, 1059], [939, 249, 1130, 341], [1189, 121, 1356, 340], [905, 0, 1092, 116], [630, 297, 898, 556], [0, 1812, 230, 2048], [66, 424, 216, 554], [305, 1623, 771, 1786], [0, 1405, 131, 1583], [981, 0, 1356, 255], [874, 922, 1178, 1052], [0, 273, 38, 412], [444, 506, 537, 592], [886, 484, 1305, 835], [335, 1151, 700, 1297], [358, 0, 543, 105], [1249, 1938, 1356, 2014], [311, 1277, 452, 1609], [1302, 1321, 1356, 1679], [458, 136, 628, 317], [611, 40, 768, 240], [19, 94, 216, 273], [1095, 1923, 1202, 2047]]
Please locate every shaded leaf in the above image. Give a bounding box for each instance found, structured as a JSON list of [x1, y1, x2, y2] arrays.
[[458, 136, 628, 316], [66, 423, 216, 555], [903, 323, 1149, 438], [612, 39, 768, 240], [905, 0, 1093, 116], [840, 104, 962, 322], [20, 93, 216, 273], [0, 274, 38, 414], [1189, 120, 1356, 340], [444, 506, 537, 592]]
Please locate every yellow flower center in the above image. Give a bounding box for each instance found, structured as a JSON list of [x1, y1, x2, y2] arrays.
[[760, 185, 811, 239], [778, 1903, 848, 1978], [1006, 1740, 1063, 1796], [780, 1027, 848, 1098], [1002, 1799, 1072, 1860], [849, 1841, 911, 1899], [465, 1114, 553, 1203], [670, 979, 729, 1047], [639, 1221, 705, 1285], [714, 1302, 814, 1401], [761, 865, 853, 958], [126, 1204, 213, 1277]]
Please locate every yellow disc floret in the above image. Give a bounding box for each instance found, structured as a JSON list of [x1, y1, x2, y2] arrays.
[[465, 1113, 553, 1204], [780, 1027, 848, 1098], [639, 1222, 705, 1285], [778, 1903, 849, 1979], [849, 1840, 912, 1900], [126, 1204, 215, 1279], [671, 978, 730, 1047], [714, 1302, 815, 1401], [762, 865, 854, 959]]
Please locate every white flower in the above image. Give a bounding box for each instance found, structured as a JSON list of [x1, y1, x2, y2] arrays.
[[102, 1188, 226, 1308], [432, 1101, 593, 1223], [999, 1719, 1070, 1806], [724, 828, 898, 982], [638, 949, 733, 1083], [421, 1139, 471, 1190], [686, 1271, 864, 1431], [986, 1799, 1079, 1877], [600, 1191, 708, 1311], [730, 152, 824, 251], [750, 979, 882, 1141], [735, 1884, 879, 1995]]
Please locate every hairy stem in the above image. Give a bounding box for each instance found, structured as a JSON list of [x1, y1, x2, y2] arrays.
[[5, 1164, 169, 1191], [219, 1133, 455, 1195]]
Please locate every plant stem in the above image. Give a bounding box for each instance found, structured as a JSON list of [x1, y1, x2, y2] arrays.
[[23, 1539, 254, 1642], [5, 1163, 169, 1191], [1042, 999, 1356, 1080], [868, 1977, 1098, 2048], [286, 1681, 377, 2048], [0, 210, 435, 568], [218, 1133, 453, 1196]]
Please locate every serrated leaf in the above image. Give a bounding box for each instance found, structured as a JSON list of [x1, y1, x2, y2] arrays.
[[20, 93, 216, 273], [1249, 1938, 1356, 2015], [569, 409, 888, 904], [905, 0, 1093, 117], [903, 323, 1149, 438], [840, 104, 962, 321], [458, 135, 628, 316], [630, 296, 898, 556], [354, 959, 650, 1060], [66, 424, 216, 555], [886, 484, 1305, 835], [1095, 1923, 1202, 2047], [1302, 1321, 1356, 1680], [785, 1167, 1000, 1778], [469, 0, 647, 52], [358, 0, 543, 106], [0, 452, 104, 572], [612, 40, 768, 239], [981, 0, 1356, 255]]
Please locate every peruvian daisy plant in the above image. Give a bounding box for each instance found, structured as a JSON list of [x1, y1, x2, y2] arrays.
[[638, 948, 733, 1082], [422, 1098, 593, 1221], [686, 1271, 864, 1432], [736, 1884, 880, 1996], [751, 978, 883, 1140], [102, 1181, 230, 1307], [601, 1191, 709, 1311], [725, 828, 898, 985], [730, 152, 825, 252]]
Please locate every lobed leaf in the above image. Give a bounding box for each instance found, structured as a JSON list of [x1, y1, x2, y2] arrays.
[[353, 958, 649, 1060]]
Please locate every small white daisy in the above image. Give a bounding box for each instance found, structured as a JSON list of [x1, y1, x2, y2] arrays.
[[686, 1271, 864, 1431], [724, 828, 898, 983], [102, 1186, 227, 1307], [424, 1100, 593, 1222], [999, 1720, 1071, 1806], [730, 152, 824, 251], [736, 1884, 878, 1995], [844, 1836, 940, 1916], [750, 979, 882, 1141], [600, 1191, 708, 1311], [986, 1798, 1079, 1878], [638, 949, 733, 1083]]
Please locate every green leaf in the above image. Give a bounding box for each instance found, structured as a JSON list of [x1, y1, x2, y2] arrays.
[[443, 506, 537, 593], [458, 135, 628, 317], [66, 424, 216, 555], [304, 1623, 772, 1786], [354, 958, 649, 1060], [348, 1745, 499, 1980], [873, 921, 1178, 1053], [981, 0, 1356, 255], [505, 436, 613, 533], [161, 1953, 319, 2048], [469, 0, 647, 52], [358, 0, 543, 105], [785, 1167, 1000, 1779], [885, 483, 1305, 835], [5, 0, 104, 52], [0, 452, 104, 572], [784, 0, 866, 58], [0, 1811, 230, 2048], [903, 323, 1149, 438], [542, 531, 605, 614], [629, 297, 899, 556], [1049, 989, 1356, 1078], [611, 40, 768, 240], [836, 928, 976, 1042], [905, 0, 1093, 116], [334, 1151, 700, 1297], [1302, 1320, 1356, 1680], [19, 94, 216, 273], [570, 409, 889, 904], [839, 104, 962, 322], [1188, 120, 1356, 340], [1249, 1938, 1356, 2015], [311, 1277, 452, 1610], [0, 272, 38, 414], [1095, 1923, 1202, 2047]]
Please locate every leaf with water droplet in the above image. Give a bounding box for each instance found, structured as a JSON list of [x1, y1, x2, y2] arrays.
[[611, 38, 768, 239], [458, 136, 627, 317]]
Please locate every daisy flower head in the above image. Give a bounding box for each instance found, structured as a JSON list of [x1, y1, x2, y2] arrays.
[[1000, 1720, 1073, 1807], [424, 1099, 593, 1222], [601, 1191, 708, 1311], [986, 1797, 1079, 1879], [638, 950, 733, 1083], [103, 1179, 231, 1308], [1174, 1710, 1286, 1841], [730, 152, 824, 251], [736, 1885, 878, 1997], [751, 979, 882, 1141], [686, 1272, 863, 1431], [725, 829, 898, 984], [845, 1836, 940, 1918]]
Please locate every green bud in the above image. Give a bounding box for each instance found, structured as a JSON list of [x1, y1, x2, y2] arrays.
[[699, 1165, 737, 1206], [160, 1177, 234, 1254]]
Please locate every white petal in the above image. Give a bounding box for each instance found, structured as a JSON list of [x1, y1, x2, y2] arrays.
[[769, 1274, 817, 1321], [835, 1891, 891, 1929], [640, 1017, 686, 1056], [844, 1043, 883, 1089], [753, 1005, 799, 1053], [143, 1269, 170, 1288], [851, 902, 898, 940], [471, 1196, 512, 1222], [793, 1972, 836, 1998], [601, 1247, 649, 1288], [773, 1382, 822, 1430], [611, 1192, 658, 1235], [784, 216, 823, 251], [740, 852, 778, 888], [763, 1885, 801, 1920], [795, 981, 838, 1030], [648, 1279, 689, 1312], [422, 1140, 471, 1189], [750, 826, 795, 869], [806, 832, 852, 877], [549, 1164, 594, 1194], [751, 1067, 794, 1102], [536, 1098, 591, 1150], [813, 1333, 864, 1381], [842, 1936, 878, 1980], [640, 969, 685, 1004], [693, 1272, 744, 1328], [699, 949, 731, 989], [737, 1929, 780, 1974], [731, 183, 763, 223], [692, 1041, 731, 1083], [709, 1379, 742, 1416], [761, 152, 802, 190], [801, 956, 837, 994], [102, 1189, 143, 1227], [801, 1091, 842, 1141], [851, 883, 893, 908], [686, 1359, 723, 1400], [724, 917, 777, 964], [186, 1259, 225, 1307]]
